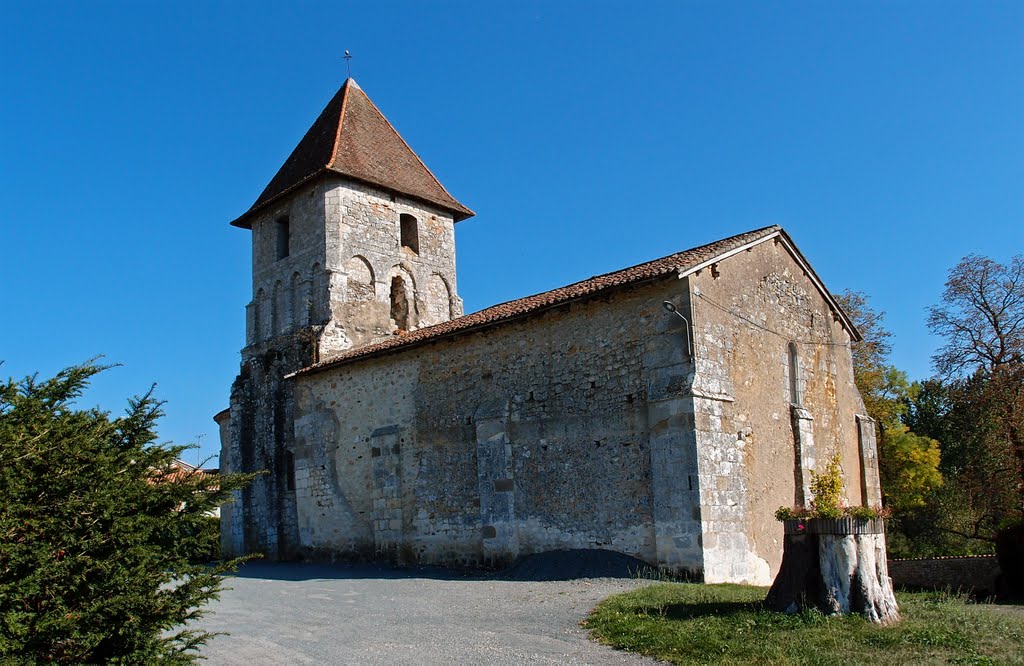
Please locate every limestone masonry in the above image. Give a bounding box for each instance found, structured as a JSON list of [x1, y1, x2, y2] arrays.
[[217, 78, 878, 584]]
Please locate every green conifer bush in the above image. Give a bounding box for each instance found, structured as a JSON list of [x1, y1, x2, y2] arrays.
[[0, 362, 255, 663]]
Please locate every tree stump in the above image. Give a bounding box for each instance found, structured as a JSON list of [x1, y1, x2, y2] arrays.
[[766, 518, 900, 624]]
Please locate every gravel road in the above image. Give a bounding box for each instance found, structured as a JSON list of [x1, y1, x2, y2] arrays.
[[197, 562, 656, 665]]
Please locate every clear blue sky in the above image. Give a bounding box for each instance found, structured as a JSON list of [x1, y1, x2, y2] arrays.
[[2, 2, 1021, 465]]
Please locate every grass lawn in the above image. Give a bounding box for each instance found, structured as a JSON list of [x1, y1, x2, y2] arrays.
[[584, 583, 1024, 665]]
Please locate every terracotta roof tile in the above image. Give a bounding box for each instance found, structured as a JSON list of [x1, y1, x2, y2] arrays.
[[149, 460, 217, 485], [231, 79, 473, 228], [292, 225, 782, 377]]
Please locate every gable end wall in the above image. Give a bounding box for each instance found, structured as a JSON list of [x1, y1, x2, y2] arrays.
[[686, 238, 872, 583]]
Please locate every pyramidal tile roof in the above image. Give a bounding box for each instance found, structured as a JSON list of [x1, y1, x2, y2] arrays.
[[291, 225, 826, 378], [231, 79, 474, 228]]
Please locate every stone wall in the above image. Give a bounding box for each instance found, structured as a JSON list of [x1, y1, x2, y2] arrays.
[[683, 238, 869, 583], [246, 180, 330, 346], [292, 280, 699, 571], [220, 332, 314, 559], [320, 177, 461, 357], [222, 177, 465, 559], [242, 176, 461, 355], [226, 220, 871, 581], [888, 556, 1002, 596]]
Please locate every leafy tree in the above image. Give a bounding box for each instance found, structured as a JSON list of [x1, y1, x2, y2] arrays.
[[888, 254, 1024, 565], [835, 290, 896, 426], [902, 379, 950, 441], [0, 362, 255, 663], [835, 290, 942, 510], [911, 372, 1023, 541], [927, 254, 1024, 528], [927, 254, 1024, 376], [877, 426, 942, 511]]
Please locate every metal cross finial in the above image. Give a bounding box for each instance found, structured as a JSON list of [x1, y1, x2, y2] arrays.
[[343, 50, 352, 78]]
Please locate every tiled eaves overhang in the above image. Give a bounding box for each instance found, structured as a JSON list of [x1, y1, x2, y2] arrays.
[[287, 225, 860, 380]]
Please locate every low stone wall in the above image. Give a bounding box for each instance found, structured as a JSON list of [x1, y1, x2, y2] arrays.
[[887, 555, 1001, 596]]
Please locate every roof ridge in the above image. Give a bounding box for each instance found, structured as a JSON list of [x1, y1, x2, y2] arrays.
[[326, 78, 354, 172], [344, 84, 473, 217]]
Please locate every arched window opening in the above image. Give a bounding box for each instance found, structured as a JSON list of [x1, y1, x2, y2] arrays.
[[424, 273, 453, 326], [344, 255, 375, 302], [291, 272, 304, 327], [275, 217, 290, 260], [255, 288, 268, 342], [250, 292, 262, 343], [788, 341, 802, 406], [285, 450, 296, 492], [311, 263, 324, 324], [390, 275, 410, 330], [400, 214, 419, 254], [271, 281, 283, 335], [275, 280, 290, 334]]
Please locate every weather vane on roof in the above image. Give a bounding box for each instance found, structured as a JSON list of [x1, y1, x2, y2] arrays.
[[343, 49, 352, 78]]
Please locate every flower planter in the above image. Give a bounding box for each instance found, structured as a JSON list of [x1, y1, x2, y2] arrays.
[[767, 518, 899, 624], [783, 517, 886, 535]]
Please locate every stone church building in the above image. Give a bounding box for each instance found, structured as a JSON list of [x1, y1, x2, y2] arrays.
[[216, 78, 880, 585]]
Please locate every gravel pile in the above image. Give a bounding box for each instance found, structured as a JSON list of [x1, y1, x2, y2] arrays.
[[499, 548, 654, 581]]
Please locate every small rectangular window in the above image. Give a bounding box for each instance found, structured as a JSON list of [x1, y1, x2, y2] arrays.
[[400, 214, 419, 254], [276, 217, 290, 260]]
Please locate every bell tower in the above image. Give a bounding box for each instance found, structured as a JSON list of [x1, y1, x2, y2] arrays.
[[231, 77, 474, 359], [219, 78, 474, 559]]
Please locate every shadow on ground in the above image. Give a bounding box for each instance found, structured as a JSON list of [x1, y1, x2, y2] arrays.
[[226, 549, 662, 583]]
